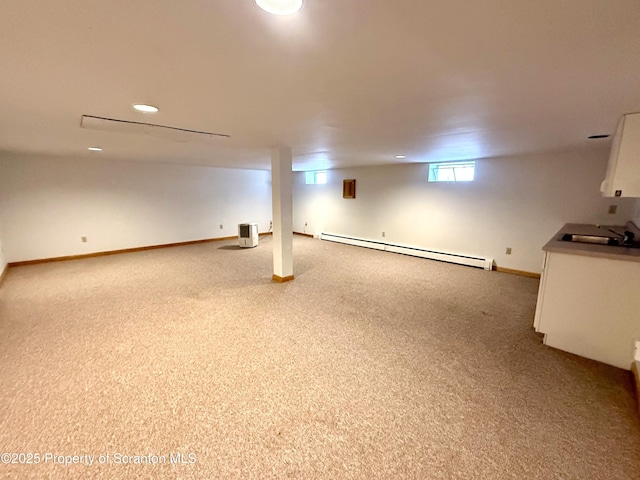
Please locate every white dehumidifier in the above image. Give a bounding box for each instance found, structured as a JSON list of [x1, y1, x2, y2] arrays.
[[238, 222, 259, 248]]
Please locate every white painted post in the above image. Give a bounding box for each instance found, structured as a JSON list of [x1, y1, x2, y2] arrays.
[[271, 146, 294, 282]]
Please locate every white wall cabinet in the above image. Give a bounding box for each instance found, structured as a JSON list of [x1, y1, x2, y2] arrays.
[[601, 112, 640, 198], [534, 250, 640, 370]]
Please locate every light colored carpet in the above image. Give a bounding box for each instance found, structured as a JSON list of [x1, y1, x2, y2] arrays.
[[0, 235, 638, 479]]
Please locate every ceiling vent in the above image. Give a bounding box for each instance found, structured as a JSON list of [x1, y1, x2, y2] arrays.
[[80, 115, 230, 143]]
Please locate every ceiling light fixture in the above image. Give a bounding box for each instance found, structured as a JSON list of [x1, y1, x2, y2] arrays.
[[88, 147, 103, 151], [395, 155, 406, 159], [255, 0, 303, 15], [133, 104, 159, 113]]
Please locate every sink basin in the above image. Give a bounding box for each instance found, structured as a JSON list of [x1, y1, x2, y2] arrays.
[[560, 234, 621, 246]]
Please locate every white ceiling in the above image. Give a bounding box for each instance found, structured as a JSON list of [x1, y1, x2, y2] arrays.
[[1, 0, 639, 171]]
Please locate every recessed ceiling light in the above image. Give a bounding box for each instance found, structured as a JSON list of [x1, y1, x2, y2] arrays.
[[133, 104, 159, 113], [588, 134, 610, 139], [255, 0, 303, 15], [395, 155, 406, 159], [88, 147, 103, 151]]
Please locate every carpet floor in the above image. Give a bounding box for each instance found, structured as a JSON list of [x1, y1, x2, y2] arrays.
[[0, 235, 638, 479]]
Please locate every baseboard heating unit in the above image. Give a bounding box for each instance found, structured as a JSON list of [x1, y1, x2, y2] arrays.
[[319, 233, 493, 270]]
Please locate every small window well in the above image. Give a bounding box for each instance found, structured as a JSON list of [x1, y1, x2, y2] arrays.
[[428, 161, 475, 182], [305, 171, 327, 185]]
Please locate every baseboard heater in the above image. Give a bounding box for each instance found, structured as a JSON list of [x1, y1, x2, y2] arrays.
[[319, 233, 493, 270]]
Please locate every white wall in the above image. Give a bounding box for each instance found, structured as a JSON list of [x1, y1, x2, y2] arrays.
[[0, 153, 272, 262], [293, 150, 636, 273], [0, 225, 7, 275]]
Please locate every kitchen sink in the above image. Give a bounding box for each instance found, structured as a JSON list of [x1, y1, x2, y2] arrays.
[[560, 233, 640, 248], [560, 234, 622, 245]]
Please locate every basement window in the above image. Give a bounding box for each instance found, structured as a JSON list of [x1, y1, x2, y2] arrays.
[[305, 171, 327, 185], [428, 161, 475, 182]]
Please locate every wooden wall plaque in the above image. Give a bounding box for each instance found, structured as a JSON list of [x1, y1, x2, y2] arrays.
[[343, 179, 356, 198]]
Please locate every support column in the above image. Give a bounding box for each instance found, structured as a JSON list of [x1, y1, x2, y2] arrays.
[[271, 146, 294, 282]]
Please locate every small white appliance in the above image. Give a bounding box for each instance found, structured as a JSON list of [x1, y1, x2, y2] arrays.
[[238, 223, 259, 248]]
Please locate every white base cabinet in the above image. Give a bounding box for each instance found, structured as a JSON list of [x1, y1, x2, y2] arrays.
[[534, 251, 640, 370]]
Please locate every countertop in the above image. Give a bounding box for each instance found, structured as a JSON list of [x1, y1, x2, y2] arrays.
[[543, 222, 640, 263]]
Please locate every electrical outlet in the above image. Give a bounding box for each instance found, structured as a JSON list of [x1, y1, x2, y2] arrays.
[[382, 232, 386, 237], [506, 247, 512, 255], [608, 205, 617, 215], [81, 236, 87, 243], [219, 224, 223, 229]]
